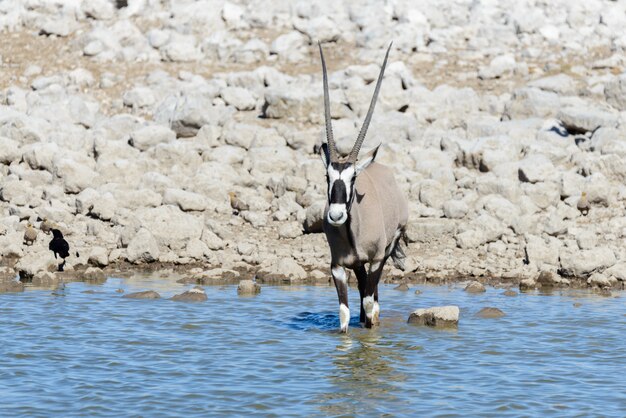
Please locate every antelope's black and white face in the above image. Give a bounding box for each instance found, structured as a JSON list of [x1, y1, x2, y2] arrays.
[[320, 143, 380, 227]]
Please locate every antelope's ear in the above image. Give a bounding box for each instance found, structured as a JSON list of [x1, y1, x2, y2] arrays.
[[355, 143, 381, 175], [319, 142, 330, 167]]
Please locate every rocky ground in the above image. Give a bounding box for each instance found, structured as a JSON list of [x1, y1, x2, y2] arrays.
[[1, 0, 626, 293]]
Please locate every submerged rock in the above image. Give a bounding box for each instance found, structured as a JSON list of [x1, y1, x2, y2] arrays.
[[394, 283, 410, 291], [536, 271, 570, 288], [503, 290, 517, 296], [171, 286, 207, 302], [84, 267, 106, 282], [0, 279, 24, 293], [464, 281, 486, 293], [408, 306, 459, 328], [237, 279, 261, 295], [177, 268, 240, 284], [519, 278, 537, 291], [123, 290, 161, 299], [32, 271, 60, 287], [476, 307, 506, 318]]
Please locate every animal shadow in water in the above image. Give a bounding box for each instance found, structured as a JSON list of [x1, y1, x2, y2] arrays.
[[288, 311, 361, 332]]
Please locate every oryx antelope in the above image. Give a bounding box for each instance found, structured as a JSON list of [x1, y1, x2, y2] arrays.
[[317, 43, 408, 332]]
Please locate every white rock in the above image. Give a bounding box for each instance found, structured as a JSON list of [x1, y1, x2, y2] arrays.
[[129, 125, 176, 151], [587, 272, 615, 288], [294, 16, 341, 43], [525, 235, 560, 268], [256, 258, 307, 282], [163, 188, 207, 212], [220, 87, 256, 111], [419, 180, 449, 210], [90, 193, 117, 221], [456, 230, 486, 249], [408, 306, 459, 327], [15, 251, 56, 278], [270, 31, 308, 57], [443, 200, 468, 219], [557, 106, 618, 133], [123, 87, 156, 108], [54, 159, 98, 194], [518, 154, 556, 183], [88, 246, 109, 267], [560, 247, 616, 277], [201, 229, 224, 250], [575, 230, 597, 250], [137, 205, 203, 250], [81, 0, 115, 20], [0, 137, 20, 164], [278, 222, 302, 239], [126, 228, 160, 263], [162, 40, 200, 62], [479, 54, 516, 79], [604, 74, 626, 111], [528, 74, 577, 95], [147, 29, 170, 48], [185, 239, 210, 260]]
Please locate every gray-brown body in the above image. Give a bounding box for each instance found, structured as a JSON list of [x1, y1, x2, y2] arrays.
[[317, 42, 409, 331], [323, 162, 408, 269]]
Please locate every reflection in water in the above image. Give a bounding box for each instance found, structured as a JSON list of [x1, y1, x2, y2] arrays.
[[317, 331, 410, 416], [0, 278, 625, 417]]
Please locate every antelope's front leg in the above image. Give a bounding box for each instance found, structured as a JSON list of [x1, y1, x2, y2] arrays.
[[331, 265, 350, 333], [363, 261, 384, 328]]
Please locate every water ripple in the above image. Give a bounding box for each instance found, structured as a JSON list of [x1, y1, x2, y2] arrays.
[[0, 279, 624, 417]]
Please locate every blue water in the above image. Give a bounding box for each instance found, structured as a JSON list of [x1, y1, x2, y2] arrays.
[[0, 276, 625, 417]]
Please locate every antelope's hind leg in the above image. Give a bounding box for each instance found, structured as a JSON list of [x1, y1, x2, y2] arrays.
[[331, 265, 350, 333], [353, 265, 367, 323]]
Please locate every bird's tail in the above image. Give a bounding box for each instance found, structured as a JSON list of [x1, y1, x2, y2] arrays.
[[76, 251, 80, 258]]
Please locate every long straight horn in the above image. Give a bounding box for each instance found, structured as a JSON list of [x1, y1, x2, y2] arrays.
[[348, 42, 392, 163], [319, 42, 337, 162]]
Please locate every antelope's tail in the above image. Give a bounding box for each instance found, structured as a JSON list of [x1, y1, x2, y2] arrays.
[[390, 228, 407, 271]]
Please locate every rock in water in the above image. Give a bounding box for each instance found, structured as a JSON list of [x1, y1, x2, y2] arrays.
[[536, 271, 570, 288], [503, 290, 517, 296], [408, 306, 460, 327], [394, 283, 410, 291], [171, 286, 207, 302], [237, 279, 261, 295], [464, 281, 486, 293], [123, 290, 161, 299], [84, 267, 106, 283], [0, 280, 24, 293], [476, 307, 506, 318]]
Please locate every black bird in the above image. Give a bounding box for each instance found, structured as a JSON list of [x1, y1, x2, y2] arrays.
[[49, 229, 70, 272]]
